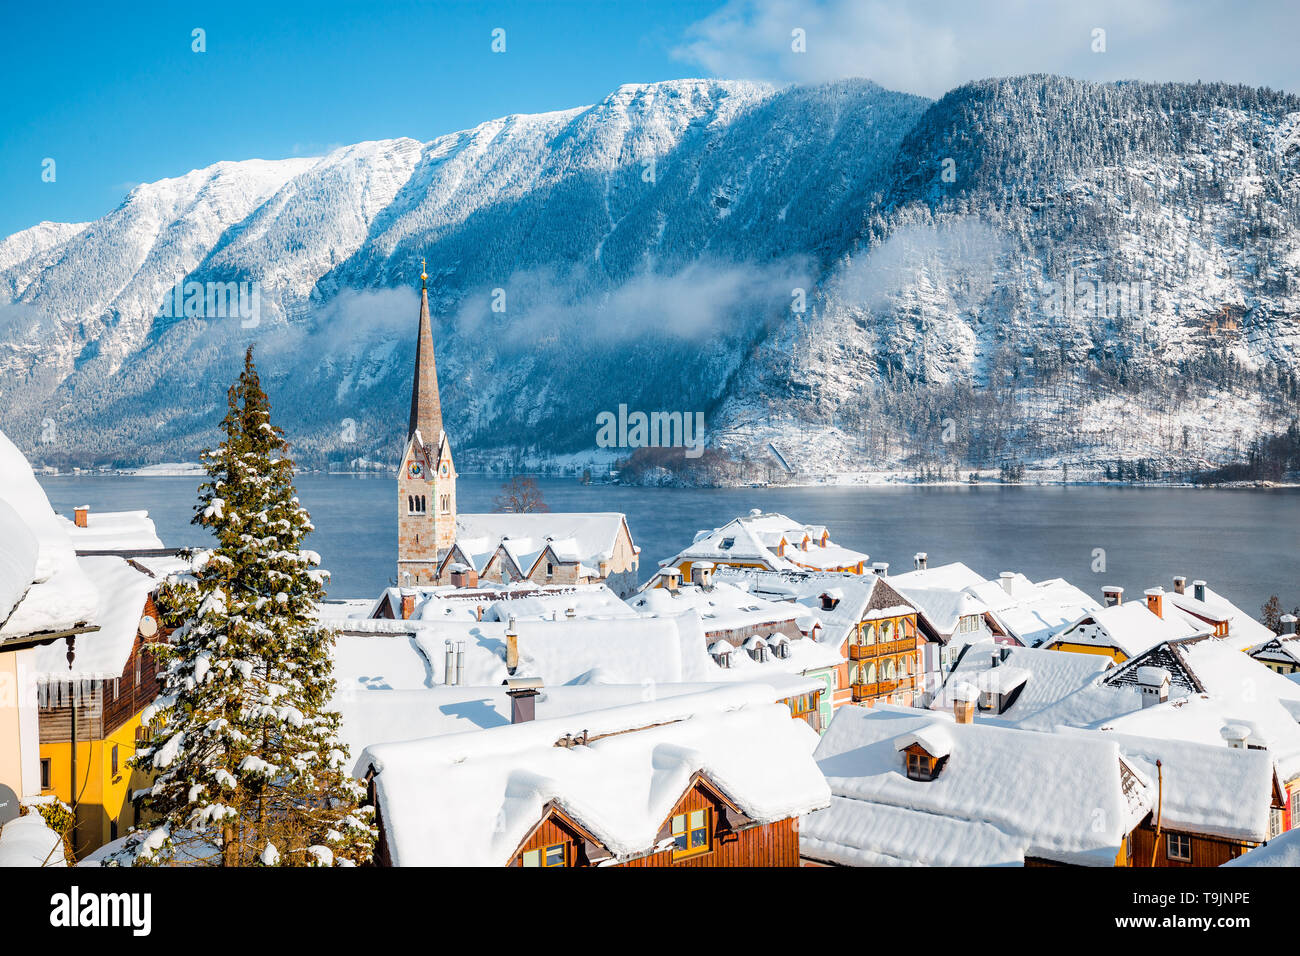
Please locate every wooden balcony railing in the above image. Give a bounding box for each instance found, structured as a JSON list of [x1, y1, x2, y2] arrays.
[[849, 637, 918, 660]]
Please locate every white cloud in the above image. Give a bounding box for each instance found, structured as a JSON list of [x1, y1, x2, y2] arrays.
[[675, 0, 1300, 98]]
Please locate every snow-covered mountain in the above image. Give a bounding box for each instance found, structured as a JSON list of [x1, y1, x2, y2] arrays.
[[2, 76, 1298, 478]]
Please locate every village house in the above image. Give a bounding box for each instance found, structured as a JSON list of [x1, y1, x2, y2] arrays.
[[1042, 586, 1205, 662], [0, 431, 195, 857], [1249, 615, 1300, 675], [1013, 635, 1300, 836], [358, 685, 830, 866], [396, 269, 639, 595], [799, 703, 1152, 866], [648, 509, 868, 588], [1065, 728, 1286, 866], [713, 566, 925, 715], [928, 642, 1113, 723]]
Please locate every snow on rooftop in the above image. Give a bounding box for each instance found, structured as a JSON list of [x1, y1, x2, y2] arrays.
[[455, 512, 628, 571], [31, 556, 156, 681], [1225, 827, 1300, 867], [362, 685, 829, 866], [0, 430, 98, 640], [805, 704, 1150, 866], [56, 509, 163, 550], [1051, 601, 1203, 658]]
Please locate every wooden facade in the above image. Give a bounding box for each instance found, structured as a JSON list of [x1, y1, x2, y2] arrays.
[[1128, 819, 1250, 867], [504, 775, 801, 868]]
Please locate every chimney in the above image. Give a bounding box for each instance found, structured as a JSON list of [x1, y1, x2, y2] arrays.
[[914, 552, 928, 571], [444, 640, 456, 686], [1280, 614, 1298, 637], [565, 607, 577, 620], [400, 590, 416, 620], [1172, 575, 1187, 595], [506, 616, 519, 675], [1136, 666, 1170, 708], [998, 571, 1016, 596], [990, 650, 1001, 669], [1192, 580, 1207, 603], [1219, 724, 1250, 750], [692, 562, 714, 588], [661, 566, 682, 590], [455, 641, 465, 687], [450, 565, 478, 588], [871, 562, 889, 576], [476, 605, 483, 622], [1145, 587, 1164, 619], [74, 505, 89, 528], [953, 683, 977, 724], [505, 677, 543, 723], [1102, 585, 1124, 607]]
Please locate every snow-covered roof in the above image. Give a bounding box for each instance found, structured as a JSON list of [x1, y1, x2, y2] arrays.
[[1062, 728, 1277, 843], [0, 813, 65, 867], [712, 566, 915, 651], [30, 556, 155, 682], [1225, 828, 1300, 867], [1016, 636, 1300, 780], [56, 509, 163, 550], [801, 705, 1151, 867], [362, 685, 830, 866], [0, 431, 98, 640], [1166, 585, 1277, 649], [665, 512, 866, 574], [930, 644, 1111, 721], [1048, 601, 1204, 659], [453, 512, 630, 575], [628, 580, 799, 634]]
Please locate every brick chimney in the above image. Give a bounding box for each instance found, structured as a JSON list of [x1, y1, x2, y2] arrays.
[[449, 565, 478, 588], [1144, 587, 1164, 619], [505, 677, 543, 723], [1172, 575, 1187, 595], [506, 615, 519, 674], [1102, 585, 1124, 607], [74, 505, 89, 528], [399, 590, 416, 620]]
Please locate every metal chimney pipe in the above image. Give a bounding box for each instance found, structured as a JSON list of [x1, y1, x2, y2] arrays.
[[444, 640, 456, 686]]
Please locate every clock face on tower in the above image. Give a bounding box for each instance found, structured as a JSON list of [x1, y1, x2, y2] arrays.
[[407, 460, 424, 479], [440, 462, 448, 476]]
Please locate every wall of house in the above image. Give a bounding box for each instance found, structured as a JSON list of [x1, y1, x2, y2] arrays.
[[1129, 822, 1249, 867], [0, 651, 32, 801], [1046, 640, 1127, 663]]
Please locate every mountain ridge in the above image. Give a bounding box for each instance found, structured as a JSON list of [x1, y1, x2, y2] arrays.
[[2, 75, 1298, 481]]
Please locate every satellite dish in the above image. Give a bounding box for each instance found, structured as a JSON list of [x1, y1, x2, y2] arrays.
[[139, 615, 158, 638]]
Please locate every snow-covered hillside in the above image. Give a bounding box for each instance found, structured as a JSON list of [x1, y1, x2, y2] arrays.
[[1, 75, 1297, 480]]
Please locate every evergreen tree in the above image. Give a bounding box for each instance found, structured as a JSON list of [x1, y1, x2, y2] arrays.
[[113, 347, 375, 866]]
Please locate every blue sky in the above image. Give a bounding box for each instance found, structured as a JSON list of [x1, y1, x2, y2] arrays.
[[4, 0, 1300, 237]]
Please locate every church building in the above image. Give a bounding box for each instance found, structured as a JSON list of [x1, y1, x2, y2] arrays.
[[397, 268, 640, 596]]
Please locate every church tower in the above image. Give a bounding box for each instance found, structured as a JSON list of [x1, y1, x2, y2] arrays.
[[397, 262, 457, 585]]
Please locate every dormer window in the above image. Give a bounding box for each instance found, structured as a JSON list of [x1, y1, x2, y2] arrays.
[[719, 537, 735, 551], [906, 752, 937, 781]]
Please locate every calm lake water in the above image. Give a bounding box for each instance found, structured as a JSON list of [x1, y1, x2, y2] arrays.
[[36, 474, 1300, 618]]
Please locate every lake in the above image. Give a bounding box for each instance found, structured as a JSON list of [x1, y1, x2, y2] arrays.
[[36, 474, 1300, 619]]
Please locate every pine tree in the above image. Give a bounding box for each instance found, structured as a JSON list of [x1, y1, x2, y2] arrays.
[[113, 347, 375, 866]]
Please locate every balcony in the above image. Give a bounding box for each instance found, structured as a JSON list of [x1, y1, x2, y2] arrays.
[[848, 636, 918, 660], [851, 678, 914, 702]]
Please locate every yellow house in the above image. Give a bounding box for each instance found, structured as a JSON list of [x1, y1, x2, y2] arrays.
[[31, 557, 167, 858]]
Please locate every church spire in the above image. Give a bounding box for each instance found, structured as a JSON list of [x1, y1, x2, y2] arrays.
[[407, 258, 444, 445]]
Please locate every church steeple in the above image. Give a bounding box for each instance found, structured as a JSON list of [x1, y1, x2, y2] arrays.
[[408, 259, 444, 444]]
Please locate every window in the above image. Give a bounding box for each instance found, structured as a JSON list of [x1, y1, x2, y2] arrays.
[[671, 808, 712, 859], [1291, 789, 1299, 827], [719, 537, 734, 550], [863, 623, 877, 645], [1167, 832, 1192, 863], [135, 654, 141, 685], [546, 562, 554, 576], [906, 752, 935, 781], [521, 842, 568, 867], [40, 758, 51, 791], [111, 744, 119, 776], [440, 495, 450, 513], [1270, 807, 1285, 839]]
